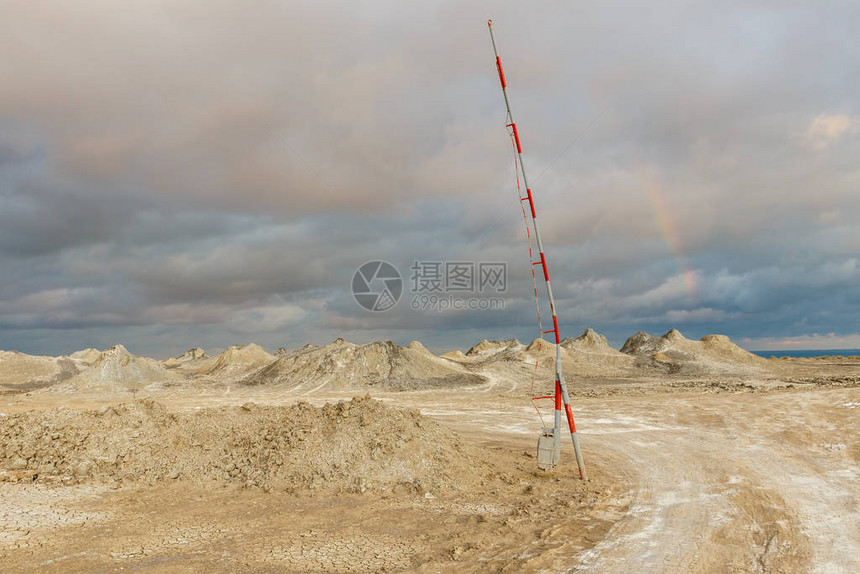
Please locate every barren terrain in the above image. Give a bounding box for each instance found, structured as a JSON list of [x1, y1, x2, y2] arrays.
[[1, 331, 858, 572]]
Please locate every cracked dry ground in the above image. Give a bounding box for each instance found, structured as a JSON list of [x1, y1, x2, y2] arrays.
[[1, 380, 859, 572], [0, 450, 616, 572]]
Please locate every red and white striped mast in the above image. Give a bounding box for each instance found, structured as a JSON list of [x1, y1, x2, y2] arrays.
[[488, 20, 586, 479]]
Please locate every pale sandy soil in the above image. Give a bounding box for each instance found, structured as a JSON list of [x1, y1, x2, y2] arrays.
[[0, 353, 858, 572]]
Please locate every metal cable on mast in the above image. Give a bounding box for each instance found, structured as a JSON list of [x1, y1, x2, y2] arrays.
[[487, 20, 586, 479]]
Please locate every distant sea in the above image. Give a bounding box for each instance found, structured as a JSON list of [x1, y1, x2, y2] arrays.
[[751, 349, 860, 359]]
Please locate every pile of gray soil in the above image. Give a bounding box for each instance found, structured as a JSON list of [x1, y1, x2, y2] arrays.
[[620, 329, 768, 375], [0, 397, 494, 494], [241, 340, 483, 391], [0, 351, 79, 392]]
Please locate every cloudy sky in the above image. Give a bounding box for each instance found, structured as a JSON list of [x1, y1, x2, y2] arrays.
[[1, 1, 858, 358]]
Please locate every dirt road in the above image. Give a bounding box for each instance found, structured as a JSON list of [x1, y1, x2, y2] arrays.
[[404, 385, 860, 572], [580, 389, 859, 573]]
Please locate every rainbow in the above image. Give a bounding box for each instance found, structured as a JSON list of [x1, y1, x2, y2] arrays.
[[641, 167, 699, 302]]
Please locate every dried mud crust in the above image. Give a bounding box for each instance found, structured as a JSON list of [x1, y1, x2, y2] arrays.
[[0, 483, 108, 552], [0, 397, 503, 493], [1, 384, 858, 572], [0, 398, 616, 573], [0, 470, 615, 573], [566, 373, 860, 398]]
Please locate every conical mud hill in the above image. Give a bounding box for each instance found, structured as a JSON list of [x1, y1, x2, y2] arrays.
[[0, 350, 78, 391], [69, 348, 101, 366], [525, 339, 544, 353], [460, 340, 527, 372], [180, 347, 207, 361], [621, 330, 670, 356], [199, 344, 275, 379], [562, 329, 616, 354], [241, 339, 483, 392], [465, 339, 523, 357], [0, 329, 781, 396], [66, 345, 176, 391], [163, 348, 208, 369], [621, 329, 767, 374], [461, 330, 636, 382], [559, 329, 638, 372], [520, 332, 637, 377], [698, 334, 770, 364]]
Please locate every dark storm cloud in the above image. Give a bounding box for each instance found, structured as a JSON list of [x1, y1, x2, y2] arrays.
[[1, 1, 859, 355], [0, 184, 140, 256]]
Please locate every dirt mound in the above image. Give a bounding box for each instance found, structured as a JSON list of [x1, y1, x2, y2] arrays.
[[699, 334, 768, 363], [162, 348, 209, 372], [518, 336, 637, 378], [241, 340, 482, 392], [621, 329, 767, 374], [458, 330, 636, 383], [69, 348, 101, 366], [0, 397, 492, 494], [620, 331, 663, 355], [186, 347, 207, 360], [562, 329, 616, 354], [0, 351, 78, 391], [525, 339, 544, 353], [64, 345, 177, 391], [465, 339, 522, 357], [463, 331, 635, 375], [459, 340, 529, 379], [561, 329, 638, 373], [199, 344, 274, 379]]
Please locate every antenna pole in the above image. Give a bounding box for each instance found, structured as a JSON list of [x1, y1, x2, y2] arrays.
[[487, 20, 586, 479]]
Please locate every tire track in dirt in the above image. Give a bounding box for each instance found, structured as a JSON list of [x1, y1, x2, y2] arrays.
[[569, 389, 859, 572], [571, 412, 734, 572], [719, 391, 860, 573], [426, 390, 852, 572]]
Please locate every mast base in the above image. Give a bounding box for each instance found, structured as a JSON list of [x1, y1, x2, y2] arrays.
[[536, 427, 561, 470]]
